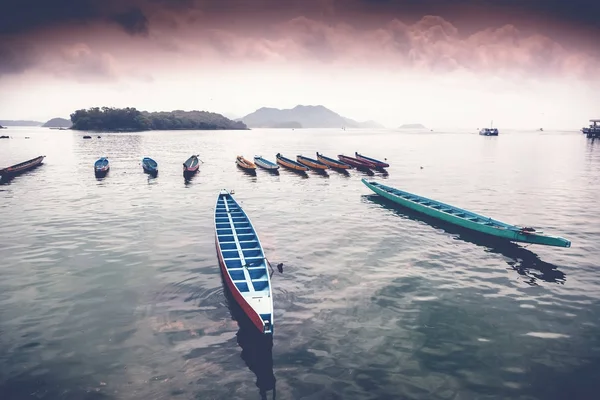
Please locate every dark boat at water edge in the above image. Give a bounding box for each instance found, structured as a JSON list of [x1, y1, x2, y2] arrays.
[[183, 155, 200, 177], [0, 155, 45, 183], [94, 157, 109, 177], [142, 157, 158, 176]]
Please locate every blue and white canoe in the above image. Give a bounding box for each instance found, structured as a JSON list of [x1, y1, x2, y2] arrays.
[[94, 157, 109, 174], [142, 157, 158, 175], [254, 156, 280, 171], [214, 190, 274, 334]]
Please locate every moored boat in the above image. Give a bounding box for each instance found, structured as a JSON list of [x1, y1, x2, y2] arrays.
[[0, 155, 45, 182], [338, 154, 376, 170], [361, 179, 571, 248], [276, 153, 309, 172], [355, 152, 389, 168], [94, 157, 109, 174], [236, 156, 257, 172], [296, 155, 329, 170], [183, 155, 200, 175], [214, 190, 274, 334], [581, 119, 600, 138], [316, 152, 351, 169], [254, 156, 280, 171], [142, 157, 158, 175]]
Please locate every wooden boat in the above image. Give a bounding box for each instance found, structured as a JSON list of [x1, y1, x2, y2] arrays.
[[355, 152, 389, 168], [142, 157, 158, 175], [254, 156, 279, 171], [183, 155, 199, 174], [236, 156, 257, 171], [362, 179, 571, 248], [214, 190, 274, 334], [338, 154, 376, 169], [316, 152, 351, 169], [276, 153, 309, 172], [296, 155, 329, 170], [0, 155, 45, 181], [94, 157, 109, 173]]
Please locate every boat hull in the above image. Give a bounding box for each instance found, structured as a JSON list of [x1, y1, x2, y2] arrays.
[[254, 157, 280, 171], [0, 156, 45, 179], [316, 152, 351, 169], [355, 152, 389, 168], [338, 155, 375, 169], [183, 155, 199, 175], [142, 158, 158, 175], [362, 179, 571, 248], [296, 155, 328, 170], [276, 154, 309, 171], [236, 156, 257, 171]]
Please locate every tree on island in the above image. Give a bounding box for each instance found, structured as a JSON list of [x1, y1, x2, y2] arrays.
[[70, 107, 248, 131]]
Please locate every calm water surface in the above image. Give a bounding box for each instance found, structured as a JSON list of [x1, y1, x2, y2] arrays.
[[1, 127, 599, 400]]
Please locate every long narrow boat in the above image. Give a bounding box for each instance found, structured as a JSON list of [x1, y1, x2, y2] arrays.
[[362, 179, 571, 248], [94, 157, 109, 174], [0, 155, 45, 181], [214, 190, 274, 334], [276, 153, 309, 172], [142, 157, 158, 175], [296, 155, 329, 170], [338, 154, 376, 169], [355, 152, 389, 168], [254, 156, 280, 171], [183, 155, 199, 175], [236, 156, 257, 172], [316, 152, 351, 169]]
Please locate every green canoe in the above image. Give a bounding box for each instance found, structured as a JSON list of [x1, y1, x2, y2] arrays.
[[361, 179, 571, 248]]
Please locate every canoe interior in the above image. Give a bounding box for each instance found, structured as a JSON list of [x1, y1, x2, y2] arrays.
[[237, 156, 256, 169], [355, 152, 389, 168], [276, 153, 309, 171], [362, 179, 571, 248], [94, 157, 109, 170], [316, 152, 351, 169], [1, 155, 45, 174], [338, 155, 374, 168], [142, 157, 158, 169], [254, 156, 279, 170], [184, 156, 199, 169], [297, 155, 329, 169], [215, 191, 273, 333]]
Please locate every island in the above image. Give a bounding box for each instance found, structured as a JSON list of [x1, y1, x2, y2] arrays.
[[43, 117, 72, 128], [70, 107, 248, 131], [239, 105, 384, 129], [399, 123, 427, 129], [0, 120, 43, 127]]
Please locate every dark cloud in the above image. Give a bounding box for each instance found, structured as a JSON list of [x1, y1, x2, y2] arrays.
[[111, 8, 149, 36], [0, 42, 39, 75]]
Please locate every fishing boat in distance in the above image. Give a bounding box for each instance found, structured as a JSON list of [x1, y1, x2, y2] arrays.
[[183, 155, 200, 176], [338, 154, 376, 170], [142, 157, 158, 176], [276, 153, 309, 172], [254, 156, 280, 171], [355, 152, 389, 169], [214, 189, 274, 334], [479, 121, 499, 136], [316, 152, 351, 170], [296, 155, 329, 170], [581, 119, 600, 138], [94, 157, 109, 176], [0, 155, 45, 182], [361, 179, 571, 248], [236, 156, 257, 173]]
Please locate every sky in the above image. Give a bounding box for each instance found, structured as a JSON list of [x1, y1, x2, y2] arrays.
[[0, 0, 599, 129]]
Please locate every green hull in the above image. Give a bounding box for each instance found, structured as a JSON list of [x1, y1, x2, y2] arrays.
[[362, 179, 571, 248]]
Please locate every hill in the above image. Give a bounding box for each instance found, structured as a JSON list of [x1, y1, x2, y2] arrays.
[[70, 107, 247, 131], [399, 123, 427, 129], [43, 117, 72, 128], [0, 120, 43, 126], [240, 105, 383, 129]]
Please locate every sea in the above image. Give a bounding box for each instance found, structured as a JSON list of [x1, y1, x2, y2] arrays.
[[0, 127, 599, 400]]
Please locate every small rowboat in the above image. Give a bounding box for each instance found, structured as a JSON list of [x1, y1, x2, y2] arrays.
[[355, 152, 389, 168], [362, 179, 571, 248], [316, 152, 351, 169], [94, 157, 109, 174], [142, 157, 158, 175], [296, 155, 329, 170], [183, 155, 200, 175], [276, 153, 309, 172], [236, 156, 257, 171], [215, 190, 274, 334], [0, 155, 45, 182], [338, 154, 375, 169], [254, 156, 280, 171]]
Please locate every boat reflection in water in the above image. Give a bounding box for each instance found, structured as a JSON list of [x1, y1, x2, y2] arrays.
[[363, 194, 567, 285], [221, 277, 276, 399]]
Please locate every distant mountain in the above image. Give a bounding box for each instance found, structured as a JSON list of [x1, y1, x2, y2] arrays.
[[271, 121, 303, 129], [399, 123, 427, 129], [0, 120, 43, 126], [43, 117, 72, 128], [240, 105, 384, 129]]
